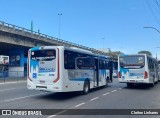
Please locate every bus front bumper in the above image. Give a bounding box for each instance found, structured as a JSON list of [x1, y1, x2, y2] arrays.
[[27, 80, 63, 92], [118, 78, 150, 84]]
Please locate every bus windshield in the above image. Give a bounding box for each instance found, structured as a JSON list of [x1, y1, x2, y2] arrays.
[[31, 50, 56, 61], [120, 55, 145, 69]]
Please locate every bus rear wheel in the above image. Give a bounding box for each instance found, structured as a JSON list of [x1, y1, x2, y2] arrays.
[[150, 79, 155, 87], [83, 81, 90, 95], [104, 78, 108, 88]]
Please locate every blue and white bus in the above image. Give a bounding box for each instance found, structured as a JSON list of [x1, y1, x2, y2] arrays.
[[112, 60, 118, 78], [157, 60, 160, 80], [27, 46, 113, 94], [118, 54, 159, 87]]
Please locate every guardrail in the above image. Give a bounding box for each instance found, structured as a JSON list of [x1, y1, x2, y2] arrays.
[[0, 71, 27, 83], [0, 21, 110, 56]]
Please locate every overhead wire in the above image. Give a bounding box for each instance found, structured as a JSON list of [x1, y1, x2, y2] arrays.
[[145, 0, 160, 25], [155, 0, 160, 9]]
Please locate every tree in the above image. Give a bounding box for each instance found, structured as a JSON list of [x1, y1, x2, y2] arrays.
[[138, 50, 152, 57], [109, 51, 124, 58]]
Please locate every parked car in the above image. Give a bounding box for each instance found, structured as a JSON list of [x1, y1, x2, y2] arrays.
[[113, 70, 118, 78]]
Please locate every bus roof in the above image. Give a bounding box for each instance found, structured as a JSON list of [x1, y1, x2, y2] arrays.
[[30, 46, 111, 60]]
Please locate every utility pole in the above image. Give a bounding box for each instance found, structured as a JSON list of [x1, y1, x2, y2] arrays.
[[144, 27, 160, 59], [144, 27, 160, 34], [102, 37, 105, 52], [31, 20, 33, 33], [58, 13, 62, 40]]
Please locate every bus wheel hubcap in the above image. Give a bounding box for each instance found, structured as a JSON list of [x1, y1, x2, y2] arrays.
[[85, 84, 88, 93]]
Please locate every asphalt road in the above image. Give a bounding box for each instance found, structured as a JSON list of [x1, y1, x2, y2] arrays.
[[0, 79, 160, 118]]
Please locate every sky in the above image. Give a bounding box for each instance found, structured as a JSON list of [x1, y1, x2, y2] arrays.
[[0, 0, 160, 58]]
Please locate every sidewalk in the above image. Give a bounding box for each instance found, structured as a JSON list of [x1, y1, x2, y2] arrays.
[[0, 77, 27, 84]]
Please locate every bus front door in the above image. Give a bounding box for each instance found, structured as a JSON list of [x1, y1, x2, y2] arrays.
[[94, 58, 99, 87]]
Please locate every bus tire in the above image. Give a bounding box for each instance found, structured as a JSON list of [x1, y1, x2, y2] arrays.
[[82, 80, 90, 95], [104, 78, 108, 88], [150, 80, 155, 87], [150, 83, 154, 87]]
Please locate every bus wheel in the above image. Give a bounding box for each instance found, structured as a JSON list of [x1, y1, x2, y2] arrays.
[[83, 80, 90, 95], [104, 78, 108, 88], [150, 83, 154, 87], [150, 80, 155, 87]]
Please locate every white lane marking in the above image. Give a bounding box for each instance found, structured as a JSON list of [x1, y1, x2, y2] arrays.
[[47, 110, 68, 118], [118, 88, 122, 90], [111, 90, 117, 93], [103, 92, 110, 96], [2, 93, 46, 102], [0, 87, 25, 92], [48, 89, 120, 117], [48, 115, 56, 118], [48, 106, 76, 118], [152, 102, 160, 105], [0, 88, 16, 92], [0, 81, 26, 85], [90, 97, 99, 101], [74, 102, 85, 108]]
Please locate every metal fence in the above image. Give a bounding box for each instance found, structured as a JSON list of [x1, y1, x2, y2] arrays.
[[0, 71, 27, 83]]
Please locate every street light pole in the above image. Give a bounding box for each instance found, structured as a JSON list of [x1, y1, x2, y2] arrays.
[[156, 47, 160, 59], [144, 27, 160, 59], [102, 37, 105, 51], [143, 27, 160, 34], [58, 13, 62, 40]]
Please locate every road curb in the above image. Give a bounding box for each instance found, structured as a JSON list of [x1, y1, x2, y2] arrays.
[[0, 80, 26, 85]]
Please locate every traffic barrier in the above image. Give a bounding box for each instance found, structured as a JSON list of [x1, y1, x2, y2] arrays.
[[0, 71, 27, 83]]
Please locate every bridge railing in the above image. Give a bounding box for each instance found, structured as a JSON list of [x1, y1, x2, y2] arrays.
[[0, 21, 110, 56], [0, 21, 57, 39]]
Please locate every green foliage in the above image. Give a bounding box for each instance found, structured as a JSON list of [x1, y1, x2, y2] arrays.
[[138, 50, 152, 56], [109, 51, 124, 58]]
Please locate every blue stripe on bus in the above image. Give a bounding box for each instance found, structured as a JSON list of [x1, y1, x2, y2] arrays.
[[31, 47, 40, 51]]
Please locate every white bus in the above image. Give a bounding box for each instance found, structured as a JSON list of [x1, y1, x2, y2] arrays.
[[112, 60, 118, 78], [27, 46, 113, 94], [157, 60, 160, 80], [118, 54, 159, 87], [0, 55, 9, 77], [0, 55, 9, 64]]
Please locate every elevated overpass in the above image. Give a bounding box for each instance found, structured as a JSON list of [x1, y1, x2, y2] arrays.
[[0, 21, 109, 55], [0, 21, 111, 76]]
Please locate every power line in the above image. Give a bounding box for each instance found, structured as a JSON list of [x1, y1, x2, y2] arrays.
[[145, 0, 160, 25], [155, 0, 160, 9], [152, 0, 160, 13]]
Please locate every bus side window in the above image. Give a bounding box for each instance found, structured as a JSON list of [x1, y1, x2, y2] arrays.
[[64, 50, 77, 69], [99, 60, 111, 70], [77, 58, 94, 69], [148, 58, 152, 69]]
